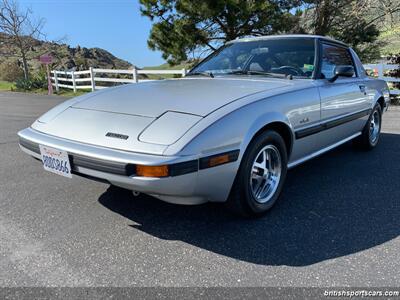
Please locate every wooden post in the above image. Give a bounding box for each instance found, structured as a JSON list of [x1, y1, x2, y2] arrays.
[[46, 64, 53, 95], [89, 67, 96, 91], [133, 67, 138, 83], [181, 68, 186, 77], [71, 71, 77, 93], [54, 71, 59, 93]]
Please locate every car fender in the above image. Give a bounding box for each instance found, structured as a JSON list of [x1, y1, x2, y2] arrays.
[[166, 99, 293, 202], [241, 111, 294, 160], [366, 79, 390, 111], [171, 98, 294, 162]]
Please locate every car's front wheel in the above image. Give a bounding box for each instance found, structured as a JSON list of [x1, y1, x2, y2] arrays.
[[227, 130, 288, 217], [355, 103, 382, 150]]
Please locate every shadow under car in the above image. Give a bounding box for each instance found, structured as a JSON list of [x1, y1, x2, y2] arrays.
[[98, 133, 400, 266]]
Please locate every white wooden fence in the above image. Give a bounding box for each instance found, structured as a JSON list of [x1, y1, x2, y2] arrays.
[[363, 63, 400, 95], [51, 67, 187, 93], [51, 64, 399, 95]]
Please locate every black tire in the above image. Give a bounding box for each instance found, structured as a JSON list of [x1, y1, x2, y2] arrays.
[[354, 104, 382, 150], [226, 130, 288, 217]]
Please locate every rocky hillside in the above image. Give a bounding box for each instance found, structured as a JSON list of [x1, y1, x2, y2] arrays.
[[0, 33, 132, 72]]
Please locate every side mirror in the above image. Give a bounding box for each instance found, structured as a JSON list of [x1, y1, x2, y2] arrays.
[[328, 65, 355, 82]]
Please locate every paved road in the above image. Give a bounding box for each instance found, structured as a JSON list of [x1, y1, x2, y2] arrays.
[[0, 91, 399, 287]]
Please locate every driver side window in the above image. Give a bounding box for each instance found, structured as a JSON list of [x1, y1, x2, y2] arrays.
[[320, 44, 356, 79]]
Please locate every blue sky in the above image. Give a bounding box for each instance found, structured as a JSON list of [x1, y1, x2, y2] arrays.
[[19, 0, 165, 67]]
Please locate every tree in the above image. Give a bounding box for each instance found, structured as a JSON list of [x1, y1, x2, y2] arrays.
[[140, 0, 303, 64], [0, 0, 45, 79], [302, 0, 400, 61]]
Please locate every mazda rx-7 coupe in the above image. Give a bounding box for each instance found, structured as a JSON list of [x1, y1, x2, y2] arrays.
[[18, 35, 390, 216]]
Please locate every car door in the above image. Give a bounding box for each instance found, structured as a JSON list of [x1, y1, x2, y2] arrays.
[[316, 42, 371, 146]]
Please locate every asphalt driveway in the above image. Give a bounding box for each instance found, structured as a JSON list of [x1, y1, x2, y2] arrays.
[[0, 91, 399, 287]]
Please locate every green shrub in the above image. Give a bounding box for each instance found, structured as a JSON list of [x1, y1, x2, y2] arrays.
[[32, 71, 48, 89], [15, 78, 33, 90], [15, 74, 47, 91]]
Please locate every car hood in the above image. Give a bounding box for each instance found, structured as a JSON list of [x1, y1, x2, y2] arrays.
[[32, 77, 294, 155], [72, 77, 291, 117]]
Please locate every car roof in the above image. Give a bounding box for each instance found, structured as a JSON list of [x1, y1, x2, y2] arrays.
[[227, 34, 348, 47]]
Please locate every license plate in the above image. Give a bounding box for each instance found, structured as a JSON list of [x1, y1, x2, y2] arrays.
[[39, 145, 72, 178]]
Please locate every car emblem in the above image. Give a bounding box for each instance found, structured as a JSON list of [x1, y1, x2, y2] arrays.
[[105, 132, 129, 140]]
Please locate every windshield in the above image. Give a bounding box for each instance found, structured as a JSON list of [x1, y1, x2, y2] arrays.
[[190, 38, 316, 79]]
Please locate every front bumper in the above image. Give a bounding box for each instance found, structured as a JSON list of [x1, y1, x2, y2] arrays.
[[18, 128, 239, 204]]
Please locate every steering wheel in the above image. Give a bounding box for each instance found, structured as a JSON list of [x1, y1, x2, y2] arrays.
[[275, 66, 305, 76]]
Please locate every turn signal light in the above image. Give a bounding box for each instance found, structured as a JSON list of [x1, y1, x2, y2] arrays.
[[136, 165, 169, 177], [208, 154, 230, 167]]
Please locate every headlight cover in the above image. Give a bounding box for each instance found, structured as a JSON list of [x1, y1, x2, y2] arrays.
[[139, 111, 202, 145]]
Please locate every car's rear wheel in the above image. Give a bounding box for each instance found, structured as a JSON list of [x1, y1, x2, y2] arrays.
[[227, 130, 288, 217], [355, 103, 382, 150]]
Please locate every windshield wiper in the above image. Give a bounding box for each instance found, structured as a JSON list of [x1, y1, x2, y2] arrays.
[[187, 71, 214, 78], [227, 70, 249, 75], [227, 70, 288, 78]]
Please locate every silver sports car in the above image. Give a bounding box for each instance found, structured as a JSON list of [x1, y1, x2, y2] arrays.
[[18, 35, 390, 216]]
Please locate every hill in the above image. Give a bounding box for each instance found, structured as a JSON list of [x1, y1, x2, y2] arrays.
[[142, 61, 193, 71], [142, 61, 194, 79], [0, 33, 132, 73]]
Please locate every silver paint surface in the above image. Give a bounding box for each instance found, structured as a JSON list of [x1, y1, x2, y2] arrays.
[[18, 35, 390, 204]]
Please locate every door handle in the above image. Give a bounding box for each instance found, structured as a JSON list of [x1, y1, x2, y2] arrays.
[[359, 85, 366, 93]]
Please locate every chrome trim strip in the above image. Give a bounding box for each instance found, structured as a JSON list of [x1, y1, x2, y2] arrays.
[[288, 132, 362, 169]]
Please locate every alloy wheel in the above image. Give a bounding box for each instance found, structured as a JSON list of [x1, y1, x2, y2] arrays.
[[249, 145, 282, 204]]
